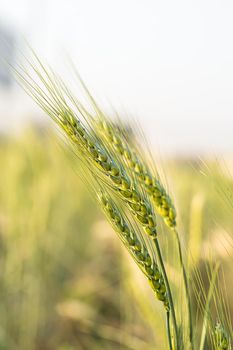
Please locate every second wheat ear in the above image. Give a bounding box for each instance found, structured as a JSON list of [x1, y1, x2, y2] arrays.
[[98, 191, 169, 308]]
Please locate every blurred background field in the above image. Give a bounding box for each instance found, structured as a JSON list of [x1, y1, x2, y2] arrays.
[[0, 1, 233, 347], [0, 126, 232, 350]]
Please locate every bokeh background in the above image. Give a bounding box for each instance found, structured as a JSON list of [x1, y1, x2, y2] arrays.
[[0, 1, 232, 349]]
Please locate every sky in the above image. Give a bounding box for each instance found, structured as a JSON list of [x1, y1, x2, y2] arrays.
[[0, 0, 233, 155]]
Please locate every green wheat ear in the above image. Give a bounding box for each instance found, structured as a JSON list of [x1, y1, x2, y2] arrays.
[[98, 191, 169, 309], [96, 118, 177, 228], [60, 110, 159, 239], [14, 54, 184, 349]]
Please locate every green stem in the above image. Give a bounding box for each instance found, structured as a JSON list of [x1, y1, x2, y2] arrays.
[[166, 311, 173, 350], [153, 238, 178, 349], [174, 229, 193, 350]]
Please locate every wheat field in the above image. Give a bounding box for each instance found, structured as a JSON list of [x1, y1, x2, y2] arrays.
[[0, 122, 232, 349]]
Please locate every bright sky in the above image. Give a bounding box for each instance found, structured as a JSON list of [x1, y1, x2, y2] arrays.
[[0, 0, 233, 154]]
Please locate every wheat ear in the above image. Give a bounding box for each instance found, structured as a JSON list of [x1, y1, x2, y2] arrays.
[[97, 119, 177, 228], [61, 110, 179, 348], [15, 59, 179, 348], [65, 113, 180, 346], [98, 191, 169, 307], [98, 190, 175, 350]]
